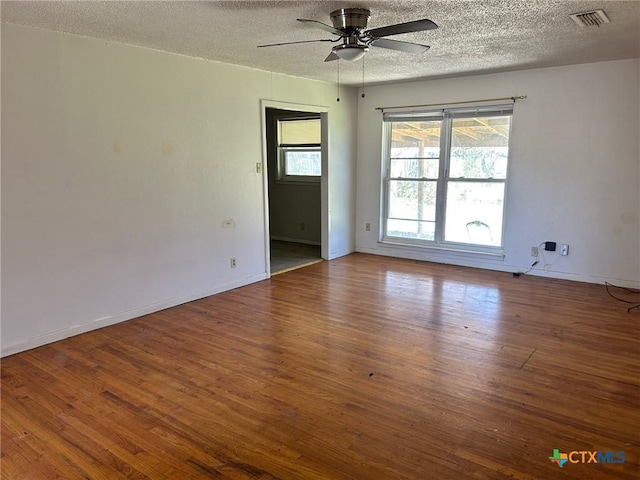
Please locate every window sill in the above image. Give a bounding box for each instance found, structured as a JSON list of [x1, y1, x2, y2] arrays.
[[275, 179, 321, 186]]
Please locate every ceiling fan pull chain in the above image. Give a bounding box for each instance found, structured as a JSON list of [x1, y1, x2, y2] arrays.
[[361, 56, 366, 98], [336, 59, 341, 102]]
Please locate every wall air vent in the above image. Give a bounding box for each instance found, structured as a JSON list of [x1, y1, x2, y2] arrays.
[[569, 9, 610, 27]]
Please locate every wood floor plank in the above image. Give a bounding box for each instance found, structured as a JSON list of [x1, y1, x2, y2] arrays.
[[2, 253, 639, 479]]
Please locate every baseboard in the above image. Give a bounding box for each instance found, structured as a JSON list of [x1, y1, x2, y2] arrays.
[[328, 247, 355, 261], [1, 273, 268, 358], [355, 246, 640, 288], [270, 236, 321, 246], [516, 269, 640, 289]]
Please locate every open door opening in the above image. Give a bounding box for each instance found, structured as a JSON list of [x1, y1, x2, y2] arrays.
[[264, 107, 324, 275]]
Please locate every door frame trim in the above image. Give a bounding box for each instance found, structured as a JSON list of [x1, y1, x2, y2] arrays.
[[260, 100, 330, 278]]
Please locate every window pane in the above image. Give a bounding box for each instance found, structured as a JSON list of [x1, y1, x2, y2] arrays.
[[387, 219, 435, 241], [444, 182, 505, 246], [389, 180, 437, 221], [390, 121, 441, 159], [449, 116, 510, 179], [285, 150, 321, 176], [390, 158, 439, 179], [280, 119, 321, 145]]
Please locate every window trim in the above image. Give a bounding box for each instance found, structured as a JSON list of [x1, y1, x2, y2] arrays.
[[381, 104, 513, 253], [276, 116, 322, 184]]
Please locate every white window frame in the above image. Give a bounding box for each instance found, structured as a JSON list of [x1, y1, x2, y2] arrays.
[[277, 117, 321, 184], [381, 103, 513, 254]]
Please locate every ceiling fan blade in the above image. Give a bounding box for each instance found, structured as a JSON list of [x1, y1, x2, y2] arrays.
[[297, 19, 345, 36], [370, 38, 430, 54], [324, 51, 339, 62], [365, 19, 438, 38], [257, 39, 334, 48]]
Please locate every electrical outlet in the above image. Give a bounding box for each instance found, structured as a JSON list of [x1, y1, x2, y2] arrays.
[[300, 222, 305, 231], [366, 223, 371, 231], [230, 257, 237, 268], [256, 163, 262, 174], [561, 244, 569, 256], [531, 246, 538, 257]]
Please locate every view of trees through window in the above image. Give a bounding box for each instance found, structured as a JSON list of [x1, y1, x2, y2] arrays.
[[284, 150, 321, 176]]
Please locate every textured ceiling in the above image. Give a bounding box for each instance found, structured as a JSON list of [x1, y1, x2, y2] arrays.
[[2, 0, 639, 86]]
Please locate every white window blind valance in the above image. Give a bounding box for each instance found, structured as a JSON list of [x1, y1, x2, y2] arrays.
[[383, 102, 514, 123]]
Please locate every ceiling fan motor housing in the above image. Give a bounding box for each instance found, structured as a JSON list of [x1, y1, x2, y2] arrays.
[[330, 8, 371, 32]]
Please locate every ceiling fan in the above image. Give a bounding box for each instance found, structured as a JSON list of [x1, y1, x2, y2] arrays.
[[258, 8, 438, 62]]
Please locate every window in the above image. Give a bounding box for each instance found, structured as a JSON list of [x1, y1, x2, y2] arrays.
[[277, 116, 321, 182], [382, 104, 513, 252]]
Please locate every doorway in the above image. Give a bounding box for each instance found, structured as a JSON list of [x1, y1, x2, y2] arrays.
[[264, 106, 326, 275]]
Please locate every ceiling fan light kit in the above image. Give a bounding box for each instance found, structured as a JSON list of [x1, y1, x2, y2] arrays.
[[333, 44, 369, 61]]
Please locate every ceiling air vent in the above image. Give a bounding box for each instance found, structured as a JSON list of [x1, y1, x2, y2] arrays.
[[569, 9, 610, 27]]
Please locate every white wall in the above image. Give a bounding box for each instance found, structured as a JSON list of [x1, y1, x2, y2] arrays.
[[1, 23, 357, 356], [356, 59, 640, 287]]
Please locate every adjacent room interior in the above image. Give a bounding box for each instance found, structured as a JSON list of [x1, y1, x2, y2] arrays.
[[266, 107, 323, 274], [1, 1, 639, 478]]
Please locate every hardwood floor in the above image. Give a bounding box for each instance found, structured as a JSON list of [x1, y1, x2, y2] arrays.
[[2, 253, 638, 479]]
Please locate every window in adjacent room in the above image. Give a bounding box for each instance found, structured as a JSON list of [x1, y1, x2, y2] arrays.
[[382, 103, 513, 252], [277, 116, 321, 182]]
